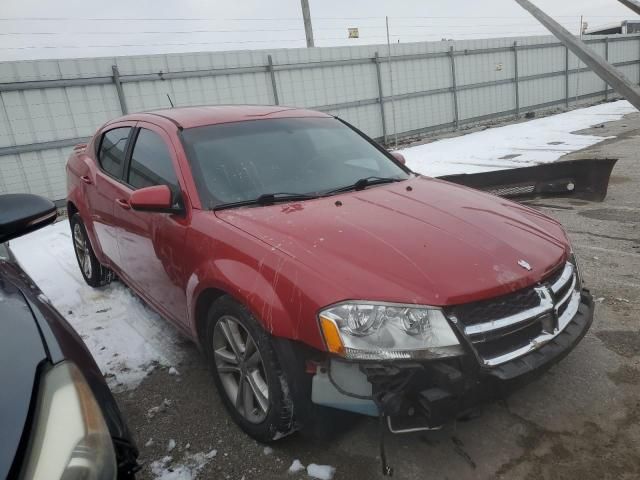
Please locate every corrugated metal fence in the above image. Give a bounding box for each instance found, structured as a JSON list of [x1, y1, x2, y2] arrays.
[[1, 33, 639, 201]]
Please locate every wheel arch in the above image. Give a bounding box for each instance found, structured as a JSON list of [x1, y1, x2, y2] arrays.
[[194, 287, 229, 347], [67, 200, 79, 219]]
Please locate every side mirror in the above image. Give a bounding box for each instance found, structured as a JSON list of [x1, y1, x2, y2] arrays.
[[0, 194, 57, 243], [129, 185, 181, 214], [391, 151, 406, 165]]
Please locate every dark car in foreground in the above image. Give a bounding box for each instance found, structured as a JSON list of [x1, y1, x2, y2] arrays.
[[0, 194, 138, 479], [66, 105, 594, 445]]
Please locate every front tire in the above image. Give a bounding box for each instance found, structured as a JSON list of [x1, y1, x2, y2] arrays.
[[205, 296, 297, 442], [70, 213, 113, 288]]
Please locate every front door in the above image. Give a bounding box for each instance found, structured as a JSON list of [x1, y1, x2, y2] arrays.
[[114, 123, 190, 325]]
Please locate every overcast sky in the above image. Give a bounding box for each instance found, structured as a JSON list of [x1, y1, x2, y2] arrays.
[[1, 0, 638, 61]]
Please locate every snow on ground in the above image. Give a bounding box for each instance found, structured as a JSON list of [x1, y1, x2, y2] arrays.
[[400, 100, 636, 177], [288, 459, 306, 473], [306, 464, 336, 480], [9, 220, 183, 391], [149, 450, 216, 480]]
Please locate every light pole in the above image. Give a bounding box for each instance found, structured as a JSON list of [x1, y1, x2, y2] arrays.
[[301, 0, 315, 47]]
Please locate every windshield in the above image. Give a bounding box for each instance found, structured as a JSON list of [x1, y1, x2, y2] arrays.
[[181, 117, 409, 208]]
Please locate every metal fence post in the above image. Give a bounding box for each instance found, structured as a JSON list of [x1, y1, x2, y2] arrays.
[[565, 46, 570, 108], [604, 38, 610, 100], [267, 55, 280, 105], [374, 52, 388, 145], [111, 65, 128, 115], [449, 46, 460, 129], [514, 41, 520, 117]]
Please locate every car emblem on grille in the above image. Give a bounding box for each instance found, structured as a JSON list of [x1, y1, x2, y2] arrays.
[[518, 259, 532, 271]]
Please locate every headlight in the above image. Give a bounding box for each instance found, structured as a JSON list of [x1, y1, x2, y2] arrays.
[[318, 301, 464, 360], [20, 362, 116, 480]]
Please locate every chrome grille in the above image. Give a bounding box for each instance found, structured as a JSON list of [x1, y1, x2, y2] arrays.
[[448, 288, 541, 327], [445, 262, 581, 366]]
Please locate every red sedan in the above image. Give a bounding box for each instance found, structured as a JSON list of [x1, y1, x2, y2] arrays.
[[67, 106, 593, 442]]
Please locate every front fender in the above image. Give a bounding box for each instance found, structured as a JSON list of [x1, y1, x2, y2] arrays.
[[187, 255, 332, 352]]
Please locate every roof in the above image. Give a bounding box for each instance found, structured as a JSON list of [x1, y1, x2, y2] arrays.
[[125, 105, 331, 129], [584, 20, 640, 35], [584, 22, 622, 34]]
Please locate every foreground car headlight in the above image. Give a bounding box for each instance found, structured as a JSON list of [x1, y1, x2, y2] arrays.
[[319, 302, 464, 360], [20, 362, 116, 480]]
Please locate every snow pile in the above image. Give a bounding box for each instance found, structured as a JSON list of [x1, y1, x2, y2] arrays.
[[205, 449, 217, 459], [150, 450, 216, 480], [147, 398, 173, 419], [306, 464, 336, 480], [400, 100, 635, 177], [288, 459, 305, 474], [9, 221, 184, 391]]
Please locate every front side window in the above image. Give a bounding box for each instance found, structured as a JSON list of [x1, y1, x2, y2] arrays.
[[98, 127, 131, 179], [181, 117, 409, 208], [127, 129, 179, 190]]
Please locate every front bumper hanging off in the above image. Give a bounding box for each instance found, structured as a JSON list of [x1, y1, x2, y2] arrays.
[[311, 289, 594, 432]]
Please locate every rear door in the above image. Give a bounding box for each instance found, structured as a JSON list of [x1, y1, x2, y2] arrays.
[[88, 123, 135, 267], [115, 123, 190, 325]]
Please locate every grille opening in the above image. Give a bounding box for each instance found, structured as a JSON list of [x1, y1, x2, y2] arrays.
[[474, 320, 544, 359], [446, 287, 541, 326], [557, 298, 571, 318], [468, 316, 543, 344]]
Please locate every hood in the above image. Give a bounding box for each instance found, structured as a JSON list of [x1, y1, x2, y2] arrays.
[[0, 266, 47, 479], [216, 176, 569, 306]]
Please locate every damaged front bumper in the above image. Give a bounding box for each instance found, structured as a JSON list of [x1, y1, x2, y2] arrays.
[[311, 288, 594, 432]]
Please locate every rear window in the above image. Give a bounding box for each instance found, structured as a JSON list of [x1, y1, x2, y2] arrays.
[[98, 127, 131, 179]]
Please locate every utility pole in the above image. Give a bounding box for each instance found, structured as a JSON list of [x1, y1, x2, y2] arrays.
[[386, 16, 398, 148], [301, 0, 315, 47], [575, 15, 583, 105]]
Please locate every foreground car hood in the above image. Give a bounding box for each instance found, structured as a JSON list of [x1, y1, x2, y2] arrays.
[[217, 176, 568, 306], [0, 265, 47, 479]]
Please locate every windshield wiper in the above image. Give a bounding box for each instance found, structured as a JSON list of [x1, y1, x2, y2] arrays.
[[212, 192, 318, 211], [322, 176, 403, 195]]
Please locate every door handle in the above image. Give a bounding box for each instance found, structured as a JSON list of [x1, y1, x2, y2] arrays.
[[80, 175, 92, 185], [116, 198, 131, 210]]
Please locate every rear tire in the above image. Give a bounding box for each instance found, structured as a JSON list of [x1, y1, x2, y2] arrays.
[[70, 213, 114, 288], [204, 296, 297, 442]]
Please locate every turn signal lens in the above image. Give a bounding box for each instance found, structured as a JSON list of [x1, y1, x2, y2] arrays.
[[319, 316, 345, 355]]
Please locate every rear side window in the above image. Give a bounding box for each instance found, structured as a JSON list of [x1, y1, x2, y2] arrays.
[[98, 127, 131, 179], [127, 129, 179, 190]]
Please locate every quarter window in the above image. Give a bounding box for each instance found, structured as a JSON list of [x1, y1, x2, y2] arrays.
[[98, 127, 131, 179], [128, 129, 179, 190]]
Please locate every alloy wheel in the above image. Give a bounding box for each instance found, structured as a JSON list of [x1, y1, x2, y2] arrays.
[[213, 316, 270, 424], [73, 223, 92, 279]]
